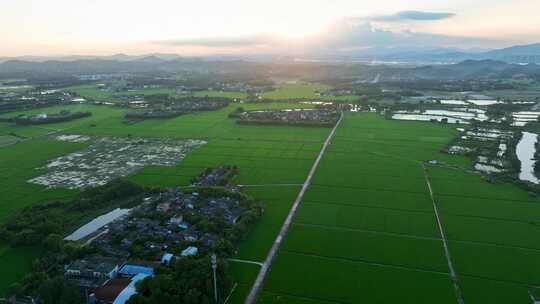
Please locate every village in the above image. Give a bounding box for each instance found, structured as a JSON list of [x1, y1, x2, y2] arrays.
[[13, 166, 261, 304], [124, 99, 230, 120], [0, 89, 83, 113], [232, 107, 340, 127]]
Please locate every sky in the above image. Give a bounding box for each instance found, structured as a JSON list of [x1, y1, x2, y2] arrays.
[[2, 0, 540, 57]]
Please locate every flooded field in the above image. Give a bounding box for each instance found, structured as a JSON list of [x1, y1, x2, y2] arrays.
[[29, 135, 207, 189], [512, 111, 540, 126], [516, 132, 539, 184]]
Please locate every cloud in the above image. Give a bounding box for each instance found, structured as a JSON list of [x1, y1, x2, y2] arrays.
[[154, 34, 279, 48], [367, 10, 455, 22], [314, 20, 496, 50], [151, 17, 499, 55]]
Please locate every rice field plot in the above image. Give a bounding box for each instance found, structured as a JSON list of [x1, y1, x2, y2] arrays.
[[0, 138, 86, 222], [262, 83, 331, 100], [458, 276, 532, 304], [450, 241, 540, 284], [444, 215, 540, 249], [294, 202, 439, 238], [264, 252, 456, 304], [303, 185, 433, 212], [427, 163, 540, 302], [260, 113, 457, 303], [437, 195, 540, 223], [282, 224, 447, 272], [261, 82, 356, 102], [257, 292, 336, 304]]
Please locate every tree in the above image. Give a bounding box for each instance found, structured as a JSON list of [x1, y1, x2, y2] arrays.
[[127, 257, 232, 304], [37, 277, 83, 304]]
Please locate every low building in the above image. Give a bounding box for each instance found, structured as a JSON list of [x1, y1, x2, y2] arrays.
[[92, 278, 131, 304], [65, 256, 121, 289], [91, 274, 149, 304], [161, 253, 174, 264], [181, 246, 198, 257], [118, 263, 154, 278]]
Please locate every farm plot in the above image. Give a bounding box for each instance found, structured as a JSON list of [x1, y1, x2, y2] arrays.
[[427, 165, 540, 303], [264, 252, 456, 304], [261, 112, 458, 303]]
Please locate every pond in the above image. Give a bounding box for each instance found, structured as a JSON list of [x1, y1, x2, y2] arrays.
[[64, 208, 131, 241], [516, 132, 539, 184]]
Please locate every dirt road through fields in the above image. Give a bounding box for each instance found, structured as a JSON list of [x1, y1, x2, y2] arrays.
[[244, 113, 343, 304]]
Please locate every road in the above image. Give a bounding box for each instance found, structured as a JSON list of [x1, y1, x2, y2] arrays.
[[244, 113, 343, 304], [422, 163, 465, 304]]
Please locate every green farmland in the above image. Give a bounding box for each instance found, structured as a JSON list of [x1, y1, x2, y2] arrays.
[[262, 82, 357, 102], [0, 102, 326, 298], [2, 104, 540, 303], [260, 113, 540, 304], [65, 84, 249, 102]]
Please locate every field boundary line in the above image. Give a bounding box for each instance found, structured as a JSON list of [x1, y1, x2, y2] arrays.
[[301, 200, 434, 214], [292, 222, 440, 241], [244, 112, 344, 304], [422, 163, 465, 304], [435, 211, 540, 225], [446, 238, 540, 253], [309, 183, 430, 195], [281, 250, 449, 275]]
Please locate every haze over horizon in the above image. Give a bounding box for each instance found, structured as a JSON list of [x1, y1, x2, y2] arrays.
[[3, 0, 540, 57]]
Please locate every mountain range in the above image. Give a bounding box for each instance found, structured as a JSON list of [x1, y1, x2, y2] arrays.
[[2, 43, 540, 65], [331, 43, 540, 64]]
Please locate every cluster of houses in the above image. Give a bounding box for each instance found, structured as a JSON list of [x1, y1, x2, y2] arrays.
[[63, 166, 248, 303], [235, 108, 340, 127], [0, 90, 77, 114], [9, 110, 91, 125], [92, 186, 245, 259], [124, 99, 229, 119], [212, 81, 268, 93]]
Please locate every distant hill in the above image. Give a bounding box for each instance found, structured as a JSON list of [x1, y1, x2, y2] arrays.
[[481, 43, 540, 63], [319, 43, 540, 64]]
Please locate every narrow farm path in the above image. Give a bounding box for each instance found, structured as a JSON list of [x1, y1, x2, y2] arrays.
[[244, 113, 344, 304], [228, 258, 264, 267], [237, 183, 303, 188], [422, 163, 465, 304]]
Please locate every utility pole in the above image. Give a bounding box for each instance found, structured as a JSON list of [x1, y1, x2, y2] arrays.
[[211, 254, 218, 304]]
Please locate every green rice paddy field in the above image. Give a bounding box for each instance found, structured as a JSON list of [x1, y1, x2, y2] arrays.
[[262, 82, 357, 102], [259, 113, 540, 304], [66, 82, 356, 102], [1, 104, 539, 303]]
